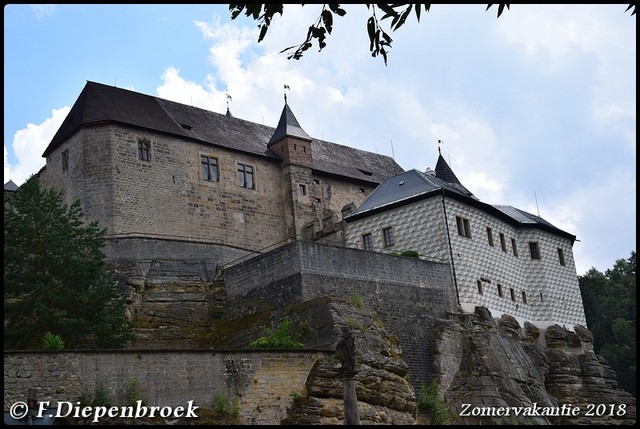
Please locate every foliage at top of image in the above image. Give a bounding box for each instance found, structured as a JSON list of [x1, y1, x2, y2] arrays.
[[4, 175, 134, 350], [248, 317, 304, 349], [230, 4, 635, 66]]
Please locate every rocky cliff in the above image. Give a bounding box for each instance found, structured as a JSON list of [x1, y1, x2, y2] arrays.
[[432, 307, 636, 425], [114, 258, 636, 425]]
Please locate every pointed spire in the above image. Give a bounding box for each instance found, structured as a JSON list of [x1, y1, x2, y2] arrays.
[[268, 102, 311, 146], [434, 149, 462, 186]]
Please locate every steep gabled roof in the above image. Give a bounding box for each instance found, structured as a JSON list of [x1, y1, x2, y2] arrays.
[[345, 166, 576, 242], [42, 81, 403, 184]]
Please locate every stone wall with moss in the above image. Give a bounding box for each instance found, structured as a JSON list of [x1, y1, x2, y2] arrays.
[[3, 349, 331, 425]]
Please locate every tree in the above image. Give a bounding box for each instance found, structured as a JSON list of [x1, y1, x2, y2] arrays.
[[579, 251, 636, 396], [229, 4, 636, 66], [4, 175, 133, 350]]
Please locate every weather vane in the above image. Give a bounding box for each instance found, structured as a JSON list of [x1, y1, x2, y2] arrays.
[[284, 84, 290, 104], [438, 139, 443, 155], [225, 85, 232, 111]]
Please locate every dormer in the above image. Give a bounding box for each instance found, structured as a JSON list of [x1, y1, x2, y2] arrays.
[[268, 103, 313, 168]]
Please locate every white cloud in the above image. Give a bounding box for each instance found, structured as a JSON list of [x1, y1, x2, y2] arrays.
[[31, 4, 57, 20], [4, 107, 70, 186]]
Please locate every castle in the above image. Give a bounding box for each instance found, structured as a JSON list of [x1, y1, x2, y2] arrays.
[[10, 80, 586, 330]]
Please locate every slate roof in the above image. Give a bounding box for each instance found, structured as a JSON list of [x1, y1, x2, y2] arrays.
[[43, 81, 403, 185], [4, 180, 19, 192], [268, 103, 312, 145], [345, 159, 576, 242]]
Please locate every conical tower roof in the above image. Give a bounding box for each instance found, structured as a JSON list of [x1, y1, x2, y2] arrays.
[[434, 149, 463, 186], [267, 103, 312, 146]]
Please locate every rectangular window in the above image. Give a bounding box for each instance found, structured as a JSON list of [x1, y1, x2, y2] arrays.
[[499, 233, 507, 252], [383, 227, 394, 247], [486, 227, 494, 246], [539, 292, 544, 302], [477, 280, 483, 295], [522, 291, 527, 304], [511, 238, 518, 257], [201, 155, 219, 182], [529, 242, 541, 260], [237, 163, 254, 189], [362, 233, 372, 251], [299, 184, 307, 195], [138, 139, 151, 161], [62, 150, 69, 173], [456, 216, 472, 238], [557, 248, 566, 266], [510, 288, 515, 302], [497, 284, 503, 298]]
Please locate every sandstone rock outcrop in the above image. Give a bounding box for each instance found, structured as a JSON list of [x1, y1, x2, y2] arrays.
[[433, 308, 636, 425]]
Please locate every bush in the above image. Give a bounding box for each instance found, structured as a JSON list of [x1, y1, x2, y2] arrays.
[[417, 381, 450, 425], [248, 317, 304, 349], [42, 332, 64, 350]]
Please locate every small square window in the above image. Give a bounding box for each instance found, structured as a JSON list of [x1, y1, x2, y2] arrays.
[[486, 227, 494, 246], [201, 155, 219, 182], [62, 150, 69, 173], [383, 227, 394, 247], [138, 139, 151, 162], [529, 242, 541, 260], [557, 248, 566, 266], [362, 233, 372, 251], [237, 163, 254, 189], [456, 216, 471, 238]]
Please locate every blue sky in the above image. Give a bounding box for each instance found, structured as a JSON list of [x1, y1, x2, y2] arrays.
[[3, 4, 636, 276]]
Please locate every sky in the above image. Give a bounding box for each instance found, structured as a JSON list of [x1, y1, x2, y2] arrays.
[[3, 4, 636, 276]]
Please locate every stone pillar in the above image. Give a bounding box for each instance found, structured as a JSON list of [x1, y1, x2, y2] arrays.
[[340, 370, 360, 425], [337, 327, 360, 425]]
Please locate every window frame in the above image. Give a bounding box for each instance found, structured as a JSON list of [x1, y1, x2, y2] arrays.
[[200, 155, 219, 182], [529, 242, 541, 260], [62, 149, 69, 173], [499, 233, 507, 252], [557, 248, 566, 266], [456, 216, 472, 238], [362, 233, 373, 251], [382, 226, 395, 248], [138, 139, 151, 162], [486, 227, 494, 246], [511, 238, 518, 257], [237, 162, 255, 189]]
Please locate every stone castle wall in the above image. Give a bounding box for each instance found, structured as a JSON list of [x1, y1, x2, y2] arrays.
[[223, 241, 457, 389], [3, 349, 331, 425], [39, 125, 378, 254]]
